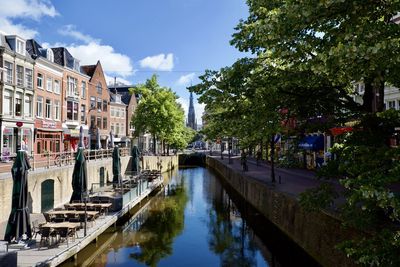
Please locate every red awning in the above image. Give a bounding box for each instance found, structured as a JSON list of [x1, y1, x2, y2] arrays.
[[330, 127, 353, 136]]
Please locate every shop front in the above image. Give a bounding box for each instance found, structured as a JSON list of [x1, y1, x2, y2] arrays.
[[1, 122, 34, 161], [298, 134, 324, 169], [34, 120, 63, 156], [63, 126, 89, 152]]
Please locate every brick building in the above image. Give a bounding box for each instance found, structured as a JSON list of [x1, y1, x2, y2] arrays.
[[109, 90, 128, 146], [52, 47, 90, 152], [26, 39, 64, 156], [0, 34, 35, 157], [81, 61, 110, 149]]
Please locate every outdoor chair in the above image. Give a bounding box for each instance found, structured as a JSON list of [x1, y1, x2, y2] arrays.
[[57, 228, 75, 247], [43, 213, 54, 222], [53, 214, 66, 223], [39, 228, 57, 248], [67, 214, 80, 224], [31, 220, 42, 239]]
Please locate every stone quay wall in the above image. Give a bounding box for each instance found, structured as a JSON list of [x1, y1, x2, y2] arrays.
[[206, 156, 355, 267], [0, 155, 178, 238]]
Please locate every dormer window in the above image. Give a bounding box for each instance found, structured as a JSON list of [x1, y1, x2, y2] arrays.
[[16, 39, 25, 55], [96, 82, 102, 94], [73, 59, 80, 71], [46, 49, 54, 62]]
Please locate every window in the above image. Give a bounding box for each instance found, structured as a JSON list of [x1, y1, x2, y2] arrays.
[[121, 125, 125, 135], [46, 49, 54, 62], [90, 115, 95, 128], [67, 76, 77, 97], [54, 101, 60, 120], [387, 100, 396, 110], [16, 65, 23, 86], [16, 40, 25, 55], [81, 81, 86, 99], [111, 123, 114, 132], [81, 105, 86, 122], [5, 61, 13, 84], [121, 108, 125, 118], [103, 100, 107, 112], [36, 96, 43, 117], [15, 93, 22, 116], [90, 97, 96, 109], [46, 77, 53, 92], [115, 108, 120, 118], [96, 82, 102, 94], [45, 99, 52, 119], [73, 59, 80, 72], [97, 98, 102, 111], [54, 80, 60, 94], [116, 123, 119, 135], [37, 73, 43, 89], [25, 69, 33, 89], [97, 117, 101, 128], [103, 117, 107, 129], [111, 107, 115, 117], [67, 101, 79, 120], [4, 90, 12, 115], [24, 95, 32, 117]]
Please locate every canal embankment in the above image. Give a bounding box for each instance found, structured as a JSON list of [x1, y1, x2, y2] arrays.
[[206, 155, 355, 267]]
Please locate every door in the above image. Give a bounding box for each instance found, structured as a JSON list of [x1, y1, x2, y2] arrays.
[[41, 179, 54, 212]]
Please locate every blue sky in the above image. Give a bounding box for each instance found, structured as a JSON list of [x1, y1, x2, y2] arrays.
[[0, 0, 248, 121]]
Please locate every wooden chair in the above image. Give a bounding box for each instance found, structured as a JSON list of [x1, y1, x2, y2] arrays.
[[43, 213, 54, 222]]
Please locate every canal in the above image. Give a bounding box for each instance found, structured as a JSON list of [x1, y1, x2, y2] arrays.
[[62, 167, 320, 267]]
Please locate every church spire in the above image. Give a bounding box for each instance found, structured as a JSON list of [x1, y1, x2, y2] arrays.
[[187, 92, 196, 130]]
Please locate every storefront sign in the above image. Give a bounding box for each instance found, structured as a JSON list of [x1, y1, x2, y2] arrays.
[[16, 122, 23, 127], [42, 121, 56, 129]]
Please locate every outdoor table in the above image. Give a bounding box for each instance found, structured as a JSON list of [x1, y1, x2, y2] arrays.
[[64, 203, 112, 215]]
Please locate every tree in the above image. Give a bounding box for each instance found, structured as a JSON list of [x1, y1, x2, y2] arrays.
[[232, 0, 400, 113], [131, 75, 190, 154]]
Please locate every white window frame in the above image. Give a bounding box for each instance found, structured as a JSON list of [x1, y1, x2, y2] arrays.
[[81, 81, 86, 99], [46, 77, 53, 92], [3, 90, 12, 115], [36, 96, 43, 118], [54, 100, 60, 120], [54, 79, 60, 94], [37, 73, 43, 89], [16, 65, 24, 87], [24, 95, 32, 117], [25, 68, 33, 89], [45, 99, 52, 119], [5, 61, 13, 84]]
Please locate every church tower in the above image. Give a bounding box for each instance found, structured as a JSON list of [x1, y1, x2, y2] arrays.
[[187, 92, 196, 130]]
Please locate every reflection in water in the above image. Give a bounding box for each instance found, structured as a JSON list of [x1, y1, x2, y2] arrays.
[[61, 167, 319, 267], [129, 183, 188, 266]]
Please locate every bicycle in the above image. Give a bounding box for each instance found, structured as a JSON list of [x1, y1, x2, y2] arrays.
[[54, 153, 71, 166]]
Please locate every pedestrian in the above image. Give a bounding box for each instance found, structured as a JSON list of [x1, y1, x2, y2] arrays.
[[256, 149, 262, 166]]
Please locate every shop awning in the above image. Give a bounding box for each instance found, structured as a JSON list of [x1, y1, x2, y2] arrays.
[[330, 127, 353, 136], [298, 135, 324, 151]]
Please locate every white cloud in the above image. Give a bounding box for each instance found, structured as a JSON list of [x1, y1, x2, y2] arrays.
[[177, 98, 189, 118], [177, 73, 196, 86], [0, 0, 58, 39], [139, 53, 174, 71], [58, 25, 100, 44], [66, 42, 134, 78]]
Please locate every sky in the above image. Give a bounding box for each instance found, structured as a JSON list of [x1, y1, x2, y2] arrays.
[[0, 0, 249, 123]]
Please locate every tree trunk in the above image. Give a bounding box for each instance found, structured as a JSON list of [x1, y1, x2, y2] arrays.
[[270, 135, 276, 183], [167, 144, 170, 156], [363, 74, 385, 113], [153, 135, 156, 154]]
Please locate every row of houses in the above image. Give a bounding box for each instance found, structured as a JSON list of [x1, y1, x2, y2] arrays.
[[0, 34, 138, 160]]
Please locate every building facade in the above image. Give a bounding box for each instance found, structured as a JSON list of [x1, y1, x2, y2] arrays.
[[26, 40, 64, 156], [81, 61, 110, 149], [109, 91, 128, 146], [52, 47, 90, 152], [0, 34, 35, 158]]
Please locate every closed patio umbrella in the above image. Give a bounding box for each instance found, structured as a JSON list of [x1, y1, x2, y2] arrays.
[[96, 128, 102, 150], [70, 148, 88, 203], [112, 146, 121, 187], [131, 145, 140, 173], [78, 125, 84, 148], [4, 151, 32, 242], [109, 130, 114, 148]]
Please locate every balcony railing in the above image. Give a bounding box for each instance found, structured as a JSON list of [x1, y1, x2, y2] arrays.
[[0, 147, 130, 173]]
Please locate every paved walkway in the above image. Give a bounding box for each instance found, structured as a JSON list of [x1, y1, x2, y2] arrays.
[[210, 154, 344, 201]]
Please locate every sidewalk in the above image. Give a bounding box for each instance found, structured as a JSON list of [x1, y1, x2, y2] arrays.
[[210, 155, 344, 200]]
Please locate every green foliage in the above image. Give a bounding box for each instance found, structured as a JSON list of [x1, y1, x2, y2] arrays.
[[299, 183, 339, 212], [131, 74, 191, 150]]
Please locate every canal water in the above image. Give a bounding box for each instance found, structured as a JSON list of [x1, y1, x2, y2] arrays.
[[62, 167, 320, 267]]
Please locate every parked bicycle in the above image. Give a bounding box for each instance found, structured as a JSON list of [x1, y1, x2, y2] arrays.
[[54, 153, 71, 166]]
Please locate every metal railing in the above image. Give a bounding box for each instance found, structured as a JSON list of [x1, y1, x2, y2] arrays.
[[0, 147, 130, 173]]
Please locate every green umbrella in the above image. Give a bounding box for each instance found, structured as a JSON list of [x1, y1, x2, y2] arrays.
[[70, 148, 88, 203], [112, 146, 121, 186], [4, 151, 32, 242], [131, 145, 140, 173]]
